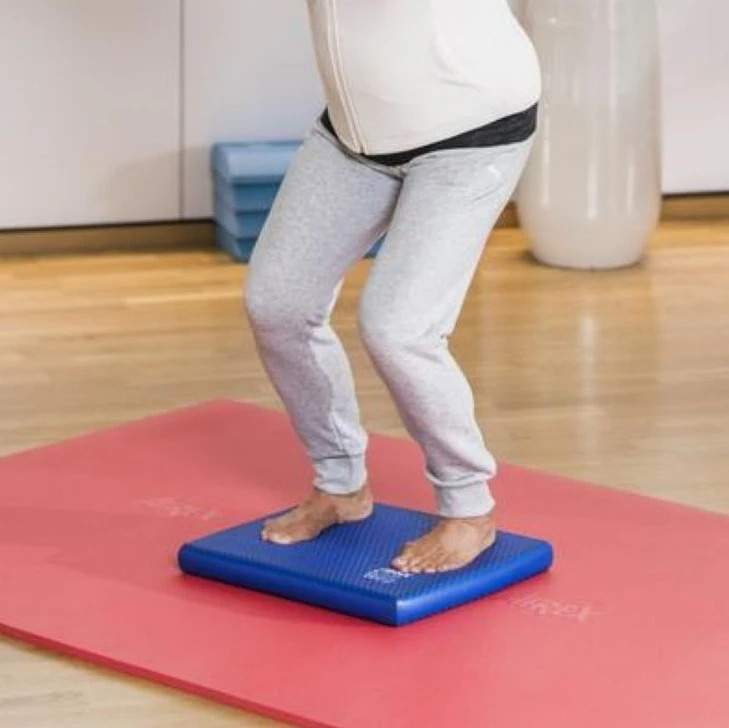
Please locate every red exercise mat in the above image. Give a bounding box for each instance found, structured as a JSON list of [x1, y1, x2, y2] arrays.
[[0, 400, 727, 727]]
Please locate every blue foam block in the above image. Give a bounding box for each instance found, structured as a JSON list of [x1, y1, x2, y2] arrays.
[[214, 226, 258, 262], [212, 141, 300, 184], [214, 176, 281, 212], [178, 503, 553, 626], [214, 195, 269, 239]]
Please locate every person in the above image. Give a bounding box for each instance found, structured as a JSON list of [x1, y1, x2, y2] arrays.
[[243, 0, 541, 573]]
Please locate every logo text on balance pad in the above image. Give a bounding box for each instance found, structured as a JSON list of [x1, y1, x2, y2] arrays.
[[363, 568, 415, 584]]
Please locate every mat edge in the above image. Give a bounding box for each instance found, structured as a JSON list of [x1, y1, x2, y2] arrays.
[[0, 623, 334, 728]]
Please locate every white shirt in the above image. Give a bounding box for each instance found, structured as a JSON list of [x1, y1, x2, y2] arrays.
[[305, 0, 541, 155]]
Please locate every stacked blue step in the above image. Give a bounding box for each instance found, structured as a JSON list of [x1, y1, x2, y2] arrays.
[[213, 180, 280, 263], [214, 195, 268, 260], [215, 178, 281, 212], [211, 141, 298, 263], [211, 140, 384, 262]]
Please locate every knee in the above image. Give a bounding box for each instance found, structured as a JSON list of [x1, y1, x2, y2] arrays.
[[244, 270, 330, 336], [243, 274, 296, 333], [358, 290, 448, 363], [358, 296, 415, 357]]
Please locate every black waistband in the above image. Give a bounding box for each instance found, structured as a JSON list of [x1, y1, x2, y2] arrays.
[[319, 103, 538, 166]]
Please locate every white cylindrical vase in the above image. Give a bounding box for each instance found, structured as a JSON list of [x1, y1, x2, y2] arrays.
[[516, 0, 662, 269]]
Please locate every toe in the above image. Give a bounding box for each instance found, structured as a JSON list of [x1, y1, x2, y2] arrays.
[[422, 550, 448, 573], [403, 554, 431, 574], [392, 544, 417, 570], [393, 540, 439, 573], [394, 553, 420, 572], [418, 555, 442, 574], [400, 561, 421, 574], [267, 530, 292, 545]]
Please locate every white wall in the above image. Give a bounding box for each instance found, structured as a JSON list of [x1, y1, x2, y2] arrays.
[[182, 0, 322, 219], [0, 0, 727, 231], [0, 0, 181, 228], [658, 0, 729, 193]]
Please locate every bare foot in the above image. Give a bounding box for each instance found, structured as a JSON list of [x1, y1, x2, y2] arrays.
[[261, 483, 373, 545], [391, 511, 497, 573]]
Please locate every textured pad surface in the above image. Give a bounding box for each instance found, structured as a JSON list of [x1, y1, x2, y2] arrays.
[[179, 504, 553, 626], [1, 400, 728, 728]]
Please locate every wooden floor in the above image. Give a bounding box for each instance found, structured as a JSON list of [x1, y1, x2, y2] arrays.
[[1, 221, 728, 727]]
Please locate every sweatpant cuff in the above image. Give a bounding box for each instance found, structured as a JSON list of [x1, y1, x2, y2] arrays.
[[312, 453, 367, 495], [434, 481, 496, 518]]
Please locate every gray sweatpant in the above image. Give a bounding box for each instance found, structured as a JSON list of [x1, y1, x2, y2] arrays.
[[243, 117, 534, 518]]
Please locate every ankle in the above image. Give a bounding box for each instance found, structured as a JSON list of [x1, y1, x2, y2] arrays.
[[442, 510, 496, 526], [314, 484, 372, 520], [314, 481, 371, 500]]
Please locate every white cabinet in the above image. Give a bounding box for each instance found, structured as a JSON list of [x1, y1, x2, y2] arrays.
[[658, 0, 729, 193], [182, 0, 323, 219], [0, 0, 181, 229]]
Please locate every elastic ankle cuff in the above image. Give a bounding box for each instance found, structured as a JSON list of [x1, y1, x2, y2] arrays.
[[434, 482, 495, 518], [313, 453, 367, 495]]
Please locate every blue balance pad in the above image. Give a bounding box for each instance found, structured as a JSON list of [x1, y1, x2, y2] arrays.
[[178, 503, 553, 626]]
